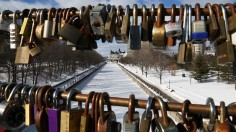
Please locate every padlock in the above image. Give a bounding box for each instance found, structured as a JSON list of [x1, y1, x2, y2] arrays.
[[0, 10, 13, 39], [51, 8, 61, 39], [214, 101, 231, 132], [27, 18, 42, 57], [166, 4, 179, 47], [58, 15, 83, 45], [121, 5, 131, 44], [152, 96, 178, 132], [47, 88, 65, 132], [104, 5, 116, 43], [205, 3, 219, 42], [10, 10, 21, 49], [43, 8, 56, 39], [215, 4, 234, 64], [177, 4, 188, 64], [24, 86, 37, 126], [80, 91, 95, 132], [90, 4, 107, 39], [60, 88, 84, 132], [227, 102, 236, 131], [152, 4, 167, 49], [35, 86, 51, 132], [0, 84, 25, 130], [123, 94, 140, 132], [129, 4, 141, 51], [35, 9, 48, 42], [224, 3, 236, 45], [148, 4, 155, 42], [206, 97, 217, 131], [140, 96, 153, 132], [212, 4, 227, 45], [191, 3, 208, 44], [165, 4, 182, 39], [141, 5, 149, 42], [97, 92, 121, 132], [115, 5, 123, 43], [20, 8, 37, 36], [15, 35, 30, 64]]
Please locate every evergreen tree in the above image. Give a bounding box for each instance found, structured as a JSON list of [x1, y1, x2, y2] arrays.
[[192, 54, 210, 82], [220, 64, 234, 84]]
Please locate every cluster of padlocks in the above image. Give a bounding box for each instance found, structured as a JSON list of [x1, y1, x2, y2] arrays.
[[0, 3, 235, 65], [1, 82, 236, 131]]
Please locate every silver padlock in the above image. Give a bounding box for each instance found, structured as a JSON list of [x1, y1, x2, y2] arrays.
[[43, 8, 56, 39], [0, 84, 25, 130], [129, 4, 141, 50], [153, 96, 178, 132], [123, 94, 140, 132], [206, 97, 216, 131], [10, 10, 21, 49], [90, 4, 107, 37], [0, 10, 13, 39]]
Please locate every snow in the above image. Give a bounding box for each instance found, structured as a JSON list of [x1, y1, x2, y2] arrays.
[[122, 64, 236, 106]]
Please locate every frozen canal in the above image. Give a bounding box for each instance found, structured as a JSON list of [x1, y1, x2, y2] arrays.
[[23, 62, 149, 131]]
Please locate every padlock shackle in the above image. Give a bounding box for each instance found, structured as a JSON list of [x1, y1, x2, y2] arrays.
[[20, 85, 30, 102], [188, 4, 192, 41], [144, 96, 153, 118], [82, 5, 92, 17], [110, 5, 115, 13], [154, 96, 169, 126], [179, 5, 184, 22], [181, 100, 191, 126], [13, 10, 21, 24], [212, 4, 221, 19], [7, 84, 24, 102], [91, 93, 99, 119], [99, 92, 111, 124], [66, 88, 81, 111], [80, 6, 86, 19], [220, 101, 226, 123], [62, 8, 69, 21], [194, 3, 201, 20], [151, 4, 155, 20], [206, 97, 216, 125], [128, 94, 135, 123], [0, 83, 8, 97], [125, 5, 130, 16], [66, 7, 78, 22], [142, 5, 147, 23], [47, 8, 56, 21], [224, 3, 235, 15], [116, 5, 123, 26], [182, 4, 188, 42], [227, 102, 236, 124], [157, 4, 165, 27], [170, 4, 176, 22], [27, 8, 37, 18], [45, 87, 55, 108], [39, 9, 47, 25], [52, 88, 63, 109], [37, 86, 51, 111], [0, 10, 13, 22], [28, 18, 35, 43], [106, 4, 111, 12], [220, 4, 230, 41], [84, 91, 95, 116], [205, 3, 214, 17], [4, 83, 17, 100], [28, 86, 37, 104], [133, 4, 138, 26]]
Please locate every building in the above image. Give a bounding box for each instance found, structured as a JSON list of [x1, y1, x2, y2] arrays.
[[107, 49, 125, 62]]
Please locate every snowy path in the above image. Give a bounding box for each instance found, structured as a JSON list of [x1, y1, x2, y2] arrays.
[[23, 62, 149, 131]]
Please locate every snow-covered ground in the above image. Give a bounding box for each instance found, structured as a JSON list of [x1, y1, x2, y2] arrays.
[[122, 63, 236, 106], [23, 62, 149, 131]]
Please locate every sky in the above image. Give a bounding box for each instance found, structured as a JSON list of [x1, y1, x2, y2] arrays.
[[0, 0, 235, 56]]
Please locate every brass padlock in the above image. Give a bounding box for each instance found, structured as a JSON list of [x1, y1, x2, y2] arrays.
[[105, 5, 116, 43], [121, 5, 130, 44], [152, 4, 167, 49], [205, 3, 219, 42], [60, 89, 84, 132], [20, 8, 37, 36], [15, 35, 31, 64]]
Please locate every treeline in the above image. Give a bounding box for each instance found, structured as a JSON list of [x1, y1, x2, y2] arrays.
[[0, 41, 104, 85]]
